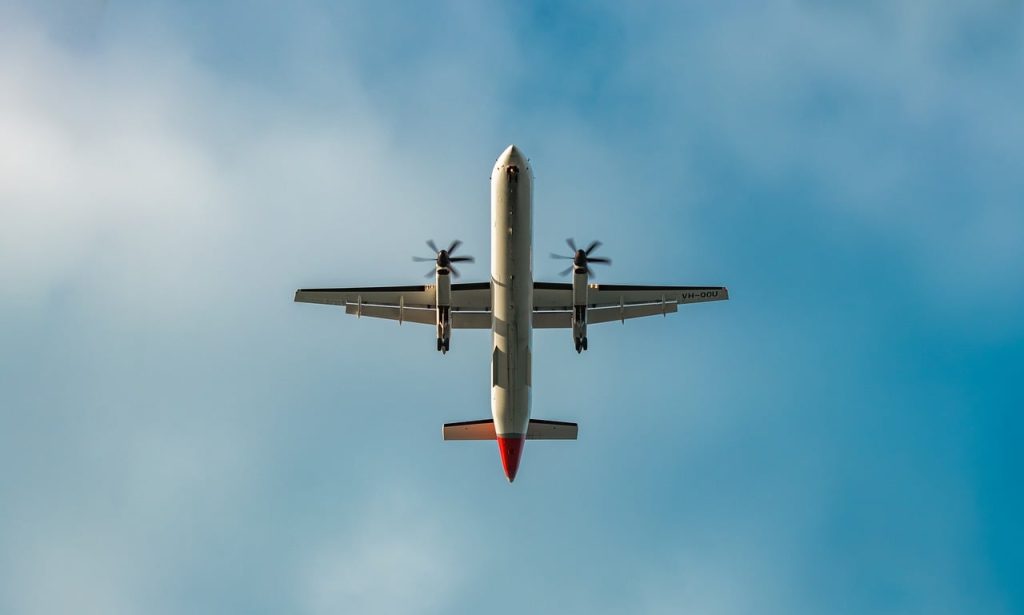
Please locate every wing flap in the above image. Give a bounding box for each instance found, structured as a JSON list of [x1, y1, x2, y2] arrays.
[[588, 301, 679, 324], [344, 303, 435, 325]]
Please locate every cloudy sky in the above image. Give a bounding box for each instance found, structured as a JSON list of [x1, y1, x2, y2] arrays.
[[1, 1, 1021, 614]]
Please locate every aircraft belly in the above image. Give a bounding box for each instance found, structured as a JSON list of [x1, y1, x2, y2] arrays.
[[490, 153, 532, 438]]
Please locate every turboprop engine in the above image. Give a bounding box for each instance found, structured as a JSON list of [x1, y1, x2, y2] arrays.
[[551, 238, 612, 353], [413, 239, 475, 353]]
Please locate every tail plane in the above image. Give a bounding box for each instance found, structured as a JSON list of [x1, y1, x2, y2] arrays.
[[442, 418, 578, 441], [443, 418, 577, 482]]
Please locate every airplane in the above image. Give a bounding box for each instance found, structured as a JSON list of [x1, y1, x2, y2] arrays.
[[294, 145, 729, 482]]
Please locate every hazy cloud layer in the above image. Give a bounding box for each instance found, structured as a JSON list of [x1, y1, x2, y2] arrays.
[[1, 2, 1020, 614]]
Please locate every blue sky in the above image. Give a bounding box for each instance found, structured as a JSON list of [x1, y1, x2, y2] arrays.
[[1, 1, 1021, 614]]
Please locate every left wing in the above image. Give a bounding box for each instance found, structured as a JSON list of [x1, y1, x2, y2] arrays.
[[533, 282, 728, 327], [295, 282, 491, 327], [296, 284, 435, 308]]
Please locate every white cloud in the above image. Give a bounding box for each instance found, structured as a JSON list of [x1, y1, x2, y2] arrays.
[[0, 15, 491, 321], [0, 26, 230, 310]]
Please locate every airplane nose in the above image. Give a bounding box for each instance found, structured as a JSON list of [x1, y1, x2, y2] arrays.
[[497, 436, 524, 482], [497, 144, 526, 166]]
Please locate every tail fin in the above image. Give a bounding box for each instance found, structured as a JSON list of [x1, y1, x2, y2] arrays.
[[442, 419, 577, 440]]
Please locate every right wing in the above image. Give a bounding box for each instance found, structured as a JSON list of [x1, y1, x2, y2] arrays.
[[589, 283, 729, 307]]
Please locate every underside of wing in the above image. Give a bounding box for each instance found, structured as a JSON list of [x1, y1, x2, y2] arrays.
[[343, 303, 436, 324], [531, 281, 728, 327], [587, 301, 678, 323], [295, 282, 492, 326], [295, 285, 435, 308], [533, 282, 574, 310]]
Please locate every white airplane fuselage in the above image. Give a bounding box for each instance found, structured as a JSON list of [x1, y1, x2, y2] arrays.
[[490, 145, 532, 480]]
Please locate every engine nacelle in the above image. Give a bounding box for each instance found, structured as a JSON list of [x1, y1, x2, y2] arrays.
[[415, 239, 474, 353], [552, 238, 610, 353], [436, 270, 453, 353], [572, 270, 588, 353]]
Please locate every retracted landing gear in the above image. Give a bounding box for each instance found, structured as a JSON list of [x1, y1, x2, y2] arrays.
[[574, 336, 588, 353], [437, 338, 450, 354]]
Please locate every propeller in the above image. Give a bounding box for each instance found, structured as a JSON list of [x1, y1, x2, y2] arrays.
[[413, 239, 475, 278], [550, 238, 612, 277]]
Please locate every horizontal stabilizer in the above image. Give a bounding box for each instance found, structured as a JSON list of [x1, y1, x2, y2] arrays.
[[443, 419, 496, 440], [442, 419, 578, 440], [526, 419, 578, 439]]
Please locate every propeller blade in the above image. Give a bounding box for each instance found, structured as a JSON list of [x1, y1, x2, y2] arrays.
[[425, 269, 436, 278], [566, 237, 577, 252], [412, 256, 435, 262], [587, 266, 595, 278], [447, 239, 462, 255], [450, 265, 460, 278], [551, 253, 574, 260], [559, 265, 573, 277], [585, 240, 602, 255], [587, 256, 611, 265], [427, 239, 439, 253], [450, 256, 474, 263]]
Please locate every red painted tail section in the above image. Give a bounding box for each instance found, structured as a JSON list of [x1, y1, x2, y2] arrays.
[[497, 436, 525, 482]]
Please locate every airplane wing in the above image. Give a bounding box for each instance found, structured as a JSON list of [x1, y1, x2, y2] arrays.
[[295, 282, 491, 328], [532, 282, 728, 327]]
